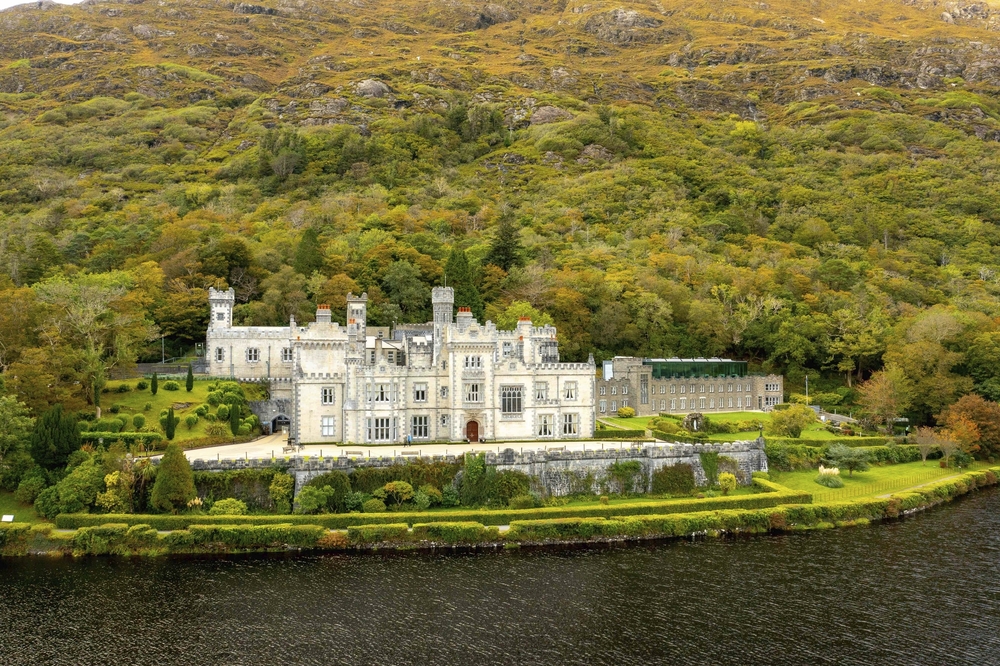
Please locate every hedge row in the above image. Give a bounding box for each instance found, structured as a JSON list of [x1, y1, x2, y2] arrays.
[[80, 432, 163, 445], [651, 430, 709, 443], [411, 521, 500, 544], [597, 429, 647, 440], [56, 479, 808, 530], [0, 523, 32, 556], [503, 467, 1000, 542], [65, 522, 328, 555], [346, 523, 410, 545], [765, 436, 899, 448]]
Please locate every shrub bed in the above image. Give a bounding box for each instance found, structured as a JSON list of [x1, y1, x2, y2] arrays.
[[57, 479, 807, 531], [80, 432, 163, 446], [766, 442, 926, 471]]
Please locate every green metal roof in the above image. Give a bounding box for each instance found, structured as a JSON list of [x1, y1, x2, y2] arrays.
[[642, 357, 748, 379]]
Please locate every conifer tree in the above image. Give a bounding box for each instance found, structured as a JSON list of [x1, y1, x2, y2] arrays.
[[151, 372, 158, 396], [150, 443, 195, 513], [28, 404, 81, 470], [293, 227, 324, 276], [185, 363, 194, 392], [230, 402, 241, 437], [445, 248, 485, 320], [485, 216, 522, 272], [164, 407, 178, 440]]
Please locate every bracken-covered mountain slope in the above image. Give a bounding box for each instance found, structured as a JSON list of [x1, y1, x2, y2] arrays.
[[5, 0, 1000, 425]]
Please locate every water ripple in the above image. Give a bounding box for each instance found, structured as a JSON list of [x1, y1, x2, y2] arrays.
[[2, 490, 1000, 665]]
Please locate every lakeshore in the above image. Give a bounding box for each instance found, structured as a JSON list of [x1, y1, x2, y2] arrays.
[[3, 467, 996, 559]]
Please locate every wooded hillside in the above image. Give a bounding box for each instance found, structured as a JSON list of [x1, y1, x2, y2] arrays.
[[4, 0, 1000, 424]]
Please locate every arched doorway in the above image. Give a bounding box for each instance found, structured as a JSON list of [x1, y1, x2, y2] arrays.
[[272, 414, 291, 434], [465, 420, 480, 442]]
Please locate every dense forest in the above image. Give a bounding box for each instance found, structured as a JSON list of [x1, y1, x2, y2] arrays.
[[4, 0, 1000, 427]]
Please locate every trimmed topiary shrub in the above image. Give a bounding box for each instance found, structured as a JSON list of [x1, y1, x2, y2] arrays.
[[209, 498, 248, 515], [362, 498, 387, 513], [162, 381, 180, 391]]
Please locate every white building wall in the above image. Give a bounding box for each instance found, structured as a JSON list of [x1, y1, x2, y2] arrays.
[[207, 288, 598, 444]]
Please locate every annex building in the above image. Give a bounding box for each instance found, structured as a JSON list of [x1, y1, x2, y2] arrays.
[[596, 357, 784, 418], [206, 286, 596, 444]]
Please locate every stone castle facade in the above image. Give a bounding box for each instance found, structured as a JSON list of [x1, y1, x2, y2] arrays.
[[206, 286, 596, 444]]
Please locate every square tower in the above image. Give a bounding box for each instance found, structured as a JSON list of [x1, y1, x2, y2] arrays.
[[208, 287, 235, 329]]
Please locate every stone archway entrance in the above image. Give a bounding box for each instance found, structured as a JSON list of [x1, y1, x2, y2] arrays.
[[272, 415, 291, 435], [465, 420, 480, 442]]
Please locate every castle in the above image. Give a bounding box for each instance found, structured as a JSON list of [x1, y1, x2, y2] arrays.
[[205, 286, 596, 444]]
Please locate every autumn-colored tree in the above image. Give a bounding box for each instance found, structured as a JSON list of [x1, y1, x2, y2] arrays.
[[938, 394, 1000, 459], [857, 363, 912, 433], [941, 414, 980, 459]]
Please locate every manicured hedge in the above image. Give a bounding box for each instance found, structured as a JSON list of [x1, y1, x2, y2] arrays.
[[186, 523, 325, 549], [597, 429, 648, 440], [56, 480, 808, 531], [63, 522, 327, 555], [346, 523, 410, 545], [504, 467, 1000, 542], [80, 432, 163, 446], [411, 521, 499, 544], [651, 430, 708, 443], [0, 522, 31, 556]]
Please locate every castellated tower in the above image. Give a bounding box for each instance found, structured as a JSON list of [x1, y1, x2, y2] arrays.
[[346, 293, 368, 337], [431, 286, 454, 365], [208, 287, 235, 330]]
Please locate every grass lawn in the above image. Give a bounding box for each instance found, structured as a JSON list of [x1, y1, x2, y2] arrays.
[[102, 378, 263, 444], [0, 491, 44, 524], [103, 379, 213, 443], [600, 416, 657, 430], [606, 411, 862, 441], [770, 460, 969, 501]]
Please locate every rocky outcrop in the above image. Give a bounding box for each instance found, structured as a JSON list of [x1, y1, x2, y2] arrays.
[[530, 105, 572, 125], [583, 8, 680, 46], [354, 78, 391, 98]]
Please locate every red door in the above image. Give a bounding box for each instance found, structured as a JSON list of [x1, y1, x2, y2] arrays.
[[466, 420, 479, 441]]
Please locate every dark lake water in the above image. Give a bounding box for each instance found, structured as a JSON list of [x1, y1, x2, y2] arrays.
[[2, 490, 1000, 666]]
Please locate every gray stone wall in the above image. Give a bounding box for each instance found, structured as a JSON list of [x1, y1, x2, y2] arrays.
[[495, 439, 766, 495], [189, 438, 767, 497]]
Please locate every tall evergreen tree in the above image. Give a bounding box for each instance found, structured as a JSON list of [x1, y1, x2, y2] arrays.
[[293, 227, 324, 276], [445, 248, 485, 320], [185, 363, 194, 392], [151, 372, 158, 396], [150, 443, 195, 512], [485, 217, 522, 272], [164, 407, 178, 441], [230, 402, 241, 437], [29, 404, 80, 470]]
